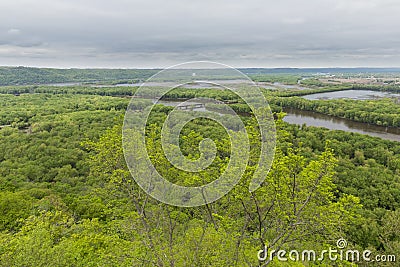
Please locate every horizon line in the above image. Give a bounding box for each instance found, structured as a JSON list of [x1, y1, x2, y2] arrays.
[[2, 65, 400, 70]]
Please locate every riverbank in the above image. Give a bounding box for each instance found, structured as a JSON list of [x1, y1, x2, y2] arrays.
[[283, 108, 400, 142]]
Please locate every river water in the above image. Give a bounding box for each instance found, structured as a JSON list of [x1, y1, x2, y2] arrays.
[[157, 99, 400, 141], [283, 108, 400, 142], [303, 89, 400, 100], [139, 86, 400, 142]]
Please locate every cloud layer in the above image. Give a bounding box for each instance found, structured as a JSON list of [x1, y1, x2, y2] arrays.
[[1, 0, 399, 67]]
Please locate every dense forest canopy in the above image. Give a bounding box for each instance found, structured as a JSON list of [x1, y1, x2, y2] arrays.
[[0, 72, 399, 266], [2, 66, 400, 86], [0, 67, 158, 86]]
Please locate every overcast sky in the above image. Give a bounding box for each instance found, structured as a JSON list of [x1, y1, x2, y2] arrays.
[[1, 0, 400, 68]]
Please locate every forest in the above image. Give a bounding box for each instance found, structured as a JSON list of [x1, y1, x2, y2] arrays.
[[0, 67, 158, 86], [0, 74, 399, 266]]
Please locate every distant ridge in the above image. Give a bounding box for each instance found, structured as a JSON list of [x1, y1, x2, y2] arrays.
[[1, 66, 400, 86], [0, 66, 158, 86], [239, 67, 400, 74]]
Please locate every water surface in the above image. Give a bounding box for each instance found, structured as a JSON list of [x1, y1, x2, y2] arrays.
[[303, 90, 400, 100], [283, 108, 400, 142]]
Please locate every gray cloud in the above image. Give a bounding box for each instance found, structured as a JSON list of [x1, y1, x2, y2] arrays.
[[0, 28, 44, 47], [0, 0, 399, 67]]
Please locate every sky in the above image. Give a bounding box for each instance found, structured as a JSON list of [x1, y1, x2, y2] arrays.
[[1, 0, 400, 68]]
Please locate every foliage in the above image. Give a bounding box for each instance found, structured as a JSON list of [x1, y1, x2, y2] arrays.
[[269, 97, 400, 127], [0, 80, 399, 266], [0, 67, 157, 86]]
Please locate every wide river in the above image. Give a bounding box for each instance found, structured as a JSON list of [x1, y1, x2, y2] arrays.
[[303, 89, 400, 100], [156, 98, 400, 142], [283, 108, 400, 142], [39, 83, 400, 141]]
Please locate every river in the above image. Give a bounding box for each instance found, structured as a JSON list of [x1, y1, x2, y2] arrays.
[[155, 99, 400, 141], [303, 89, 400, 100], [283, 108, 400, 142], [136, 85, 400, 142]]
